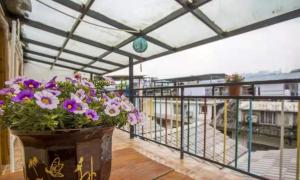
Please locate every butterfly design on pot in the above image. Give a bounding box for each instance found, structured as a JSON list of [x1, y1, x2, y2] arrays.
[[45, 157, 64, 178]]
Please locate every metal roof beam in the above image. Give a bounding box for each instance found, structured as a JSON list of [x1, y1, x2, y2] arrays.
[[191, 9, 224, 35], [21, 19, 144, 60], [23, 38, 61, 51], [52, 0, 95, 69], [79, 51, 111, 71], [52, 0, 175, 51], [103, 8, 300, 75], [105, 0, 212, 50], [102, 0, 212, 75], [24, 49, 109, 72], [147, 8, 300, 61], [22, 38, 126, 67], [175, 0, 224, 35], [80, 0, 211, 72], [24, 56, 104, 75]]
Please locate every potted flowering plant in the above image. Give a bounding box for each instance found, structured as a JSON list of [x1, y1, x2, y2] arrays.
[[0, 75, 142, 180], [225, 74, 245, 96]]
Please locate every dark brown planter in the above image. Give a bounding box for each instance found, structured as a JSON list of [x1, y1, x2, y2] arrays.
[[11, 126, 114, 180], [228, 85, 241, 96]]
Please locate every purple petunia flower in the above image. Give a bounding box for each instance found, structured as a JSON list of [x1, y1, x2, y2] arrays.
[[102, 94, 110, 101], [92, 97, 99, 102], [71, 94, 89, 114], [12, 90, 34, 102], [104, 97, 121, 107], [85, 96, 93, 104], [127, 111, 144, 125], [81, 79, 95, 89], [120, 101, 133, 112], [74, 102, 88, 114], [65, 77, 72, 81], [120, 95, 129, 101], [104, 104, 120, 117], [5, 76, 27, 86], [127, 113, 138, 125], [85, 109, 99, 121], [46, 89, 61, 96], [45, 76, 57, 89], [11, 84, 21, 94], [24, 79, 40, 89], [34, 90, 59, 110], [89, 88, 96, 97], [103, 76, 115, 85], [0, 88, 14, 95], [63, 99, 77, 112], [135, 111, 144, 123], [0, 100, 4, 106], [76, 89, 86, 100]]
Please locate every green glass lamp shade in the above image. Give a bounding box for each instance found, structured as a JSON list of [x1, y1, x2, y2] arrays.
[[133, 37, 148, 53]]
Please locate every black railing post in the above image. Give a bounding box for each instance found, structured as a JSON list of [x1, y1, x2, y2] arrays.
[[129, 57, 134, 139], [187, 98, 190, 152], [154, 82, 157, 141], [180, 87, 184, 159]]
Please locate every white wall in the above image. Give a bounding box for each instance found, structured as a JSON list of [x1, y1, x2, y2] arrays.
[[24, 62, 90, 81], [257, 84, 284, 96]]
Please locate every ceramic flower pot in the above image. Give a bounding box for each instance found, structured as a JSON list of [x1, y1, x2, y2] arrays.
[[228, 85, 241, 96], [11, 126, 114, 180]]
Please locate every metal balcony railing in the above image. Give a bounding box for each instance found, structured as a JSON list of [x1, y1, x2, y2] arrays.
[[119, 78, 300, 180]]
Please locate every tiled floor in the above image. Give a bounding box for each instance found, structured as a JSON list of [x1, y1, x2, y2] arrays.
[[2, 129, 251, 180]]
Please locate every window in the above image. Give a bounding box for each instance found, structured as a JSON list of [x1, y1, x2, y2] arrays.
[[259, 112, 277, 125], [201, 106, 207, 113]]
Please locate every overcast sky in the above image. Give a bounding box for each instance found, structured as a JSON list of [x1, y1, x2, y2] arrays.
[[108, 17, 300, 79]]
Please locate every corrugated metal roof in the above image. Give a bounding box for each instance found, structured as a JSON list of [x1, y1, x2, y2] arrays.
[[237, 148, 297, 180]]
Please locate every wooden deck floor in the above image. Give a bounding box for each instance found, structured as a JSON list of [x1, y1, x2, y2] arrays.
[[0, 148, 192, 180], [1, 129, 249, 180]]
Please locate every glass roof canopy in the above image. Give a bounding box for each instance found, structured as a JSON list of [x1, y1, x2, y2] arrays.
[[21, 0, 300, 75]]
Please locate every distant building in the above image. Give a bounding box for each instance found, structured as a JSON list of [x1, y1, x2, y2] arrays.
[[239, 101, 298, 149]]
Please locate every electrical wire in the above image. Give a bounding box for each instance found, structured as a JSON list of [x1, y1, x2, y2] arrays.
[[35, 0, 140, 34]]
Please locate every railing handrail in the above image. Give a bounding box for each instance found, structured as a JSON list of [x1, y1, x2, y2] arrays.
[[119, 78, 300, 179], [132, 95, 300, 100], [133, 78, 300, 90]]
